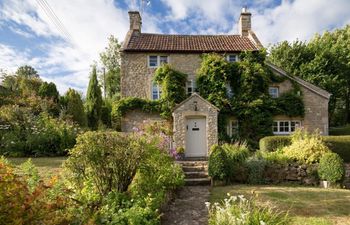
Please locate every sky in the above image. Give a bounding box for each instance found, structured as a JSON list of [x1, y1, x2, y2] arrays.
[[0, 0, 350, 94]]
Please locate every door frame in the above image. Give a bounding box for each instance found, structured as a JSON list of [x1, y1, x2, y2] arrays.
[[185, 115, 208, 157]]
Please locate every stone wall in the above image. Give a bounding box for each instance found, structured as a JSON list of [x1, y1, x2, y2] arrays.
[[173, 94, 218, 156], [121, 109, 164, 132], [120, 52, 202, 99]]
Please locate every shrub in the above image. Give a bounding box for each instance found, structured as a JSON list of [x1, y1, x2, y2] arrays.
[[318, 152, 345, 183], [258, 150, 292, 165], [208, 145, 228, 181], [259, 136, 291, 152], [65, 131, 146, 198], [282, 130, 331, 164], [208, 194, 290, 225], [209, 143, 250, 182], [245, 156, 266, 184], [0, 158, 74, 224], [323, 136, 350, 162]]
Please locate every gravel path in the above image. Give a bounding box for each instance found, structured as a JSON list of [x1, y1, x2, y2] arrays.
[[161, 186, 210, 225]]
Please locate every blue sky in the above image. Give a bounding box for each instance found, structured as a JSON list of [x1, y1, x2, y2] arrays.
[[1, 0, 350, 94]]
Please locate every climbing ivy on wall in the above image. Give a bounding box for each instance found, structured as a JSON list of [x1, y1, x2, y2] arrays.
[[154, 64, 188, 118], [196, 51, 305, 147]]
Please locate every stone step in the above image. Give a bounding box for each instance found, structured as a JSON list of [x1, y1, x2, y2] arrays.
[[185, 178, 211, 186], [177, 161, 208, 167], [182, 165, 207, 173], [184, 171, 209, 179]]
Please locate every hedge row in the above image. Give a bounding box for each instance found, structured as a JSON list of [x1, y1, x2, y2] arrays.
[[259, 135, 350, 162]]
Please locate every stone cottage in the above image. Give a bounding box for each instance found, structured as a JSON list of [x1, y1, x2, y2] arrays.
[[120, 9, 331, 157]]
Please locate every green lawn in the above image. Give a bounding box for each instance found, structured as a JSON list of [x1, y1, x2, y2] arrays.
[[330, 124, 350, 135], [211, 185, 350, 225], [8, 157, 66, 179]]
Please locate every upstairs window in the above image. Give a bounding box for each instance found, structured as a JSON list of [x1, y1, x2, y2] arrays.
[[227, 120, 239, 137], [148, 55, 168, 68], [269, 87, 279, 98], [226, 83, 234, 98], [273, 121, 301, 134], [186, 79, 197, 96], [227, 54, 238, 62], [152, 82, 162, 100]]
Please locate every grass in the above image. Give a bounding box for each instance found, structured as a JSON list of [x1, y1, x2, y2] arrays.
[[211, 185, 350, 225], [8, 157, 66, 179], [330, 124, 350, 135]]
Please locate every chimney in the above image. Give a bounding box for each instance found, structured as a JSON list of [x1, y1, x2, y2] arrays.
[[238, 7, 251, 36], [128, 11, 142, 33]]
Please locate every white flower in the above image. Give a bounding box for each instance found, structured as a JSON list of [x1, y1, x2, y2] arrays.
[[260, 221, 266, 225]]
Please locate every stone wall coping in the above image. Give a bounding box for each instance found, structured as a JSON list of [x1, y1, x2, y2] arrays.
[[173, 93, 220, 112]]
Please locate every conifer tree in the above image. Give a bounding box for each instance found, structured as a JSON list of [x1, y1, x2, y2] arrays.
[[85, 66, 102, 130]]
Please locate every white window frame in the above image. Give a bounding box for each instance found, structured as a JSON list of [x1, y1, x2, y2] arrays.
[[227, 54, 239, 62], [148, 55, 169, 68], [273, 120, 301, 135], [151, 82, 162, 100], [186, 79, 196, 96], [227, 119, 239, 137], [226, 83, 233, 98], [269, 87, 279, 98]]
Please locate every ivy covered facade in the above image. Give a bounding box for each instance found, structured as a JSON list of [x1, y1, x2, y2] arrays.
[[119, 10, 331, 155]]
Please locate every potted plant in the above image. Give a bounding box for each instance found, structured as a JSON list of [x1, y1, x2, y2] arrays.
[[318, 152, 345, 188], [176, 147, 185, 160]]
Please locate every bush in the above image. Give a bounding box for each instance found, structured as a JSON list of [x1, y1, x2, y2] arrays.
[[245, 156, 266, 184], [259, 134, 350, 163], [0, 158, 73, 224], [208, 194, 290, 225], [323, 136, 350, 162], [259, 136, 291, 152], [65, 131, 145, 197], [282, 130, 331, 164], [318, 152, 345, 183], [208, 143, 250, 182], [208, 145, 228, 181], [329, 125, 350, 135]]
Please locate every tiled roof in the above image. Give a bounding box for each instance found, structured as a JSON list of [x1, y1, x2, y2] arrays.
[[124, 33, 260, 52]]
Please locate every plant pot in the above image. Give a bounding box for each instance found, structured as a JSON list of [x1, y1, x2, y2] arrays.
[[320, 180, 331, 188]]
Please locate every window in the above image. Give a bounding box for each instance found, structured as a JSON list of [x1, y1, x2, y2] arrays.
[[227, 120, 239, 137], [269, 87, 279, 98], [148, 56, 168, 68], [226, 83, 233, 98], [152, 82, 162, 100], [273, 121, 301, 134], [227, 54, 238, 62], [186, 79, 197, 96]]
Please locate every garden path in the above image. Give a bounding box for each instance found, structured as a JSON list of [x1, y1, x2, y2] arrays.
[[161, 186, 210, 225]]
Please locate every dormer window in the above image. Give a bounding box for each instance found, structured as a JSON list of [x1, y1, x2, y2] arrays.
[[148, 55, 168, 68], [269, 87, 279, 98], [227, 54, 238, 62]]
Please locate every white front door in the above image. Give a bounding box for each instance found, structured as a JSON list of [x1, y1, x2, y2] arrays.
[[185, 117, 207, 157]]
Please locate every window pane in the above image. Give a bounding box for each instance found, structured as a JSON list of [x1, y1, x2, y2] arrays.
[[152, 83, 160, 100], [228, 55, 237, 62], [231, 120, 238, 135], [279, 121, 289, 132], [269, 87, 279, 98], [149, 56, 158, 67], [226, 83, 233, 98], [187, 80, 195, 95], [159, 56, 168, 64], [273, 121, 278, 132], [291, 121, 300, 132]]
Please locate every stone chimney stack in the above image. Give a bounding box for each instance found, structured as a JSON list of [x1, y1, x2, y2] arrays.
[[238, 7, 251, 36], [128, 11, 142, 33]]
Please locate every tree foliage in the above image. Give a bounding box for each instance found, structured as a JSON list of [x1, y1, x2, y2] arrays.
[[16, 65, 39, 79], [62, 88, 87, 127], [99, 35, 121, 99], [269, 25, 350, 125], [38, 82, 59, 102], [85, 65, 102, 130]]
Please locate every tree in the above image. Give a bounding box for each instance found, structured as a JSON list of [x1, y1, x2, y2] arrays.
[[99, 35, 121, 99], [62, 88, 87, 127], [269, 25, 350, 126], [85, 65, 102, 130], [38, 82, 59, 102], [16, 65, 39, 78]]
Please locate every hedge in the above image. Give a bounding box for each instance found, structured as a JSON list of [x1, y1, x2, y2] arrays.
[[259, 135, 350, 162]]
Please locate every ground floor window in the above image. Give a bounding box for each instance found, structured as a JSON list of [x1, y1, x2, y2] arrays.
[[273, 120, 301, 134], [227, 120, 239, 137]]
